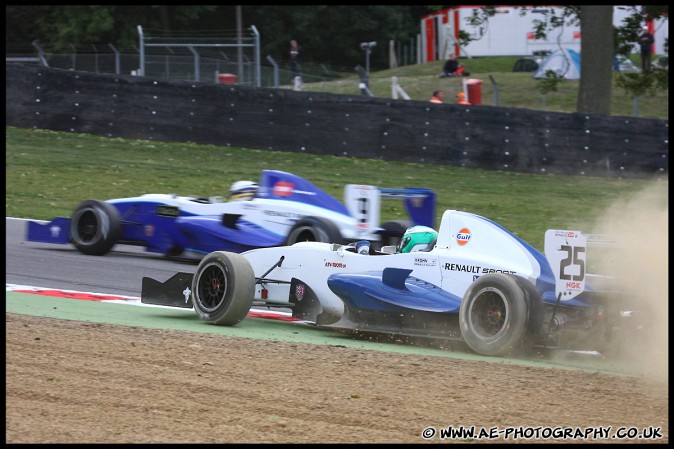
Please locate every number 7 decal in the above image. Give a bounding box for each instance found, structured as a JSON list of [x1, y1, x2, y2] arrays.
[[344, 185, 381, 233]]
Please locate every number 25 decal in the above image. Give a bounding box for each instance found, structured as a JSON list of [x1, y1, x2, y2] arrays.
[[559, 244, 585, 281]]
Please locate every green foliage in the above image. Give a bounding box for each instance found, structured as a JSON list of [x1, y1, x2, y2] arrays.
[[612, 6, 669, 58], [615, 7, 646, 57], [7, 5, 221, 50], [615, 68, 670, 97], [532, 6, 581, 40], [5, 126, 662, 251], [537, 70, 562, 94], [248, 5, 422, 70], [5, 5, 427, 71]]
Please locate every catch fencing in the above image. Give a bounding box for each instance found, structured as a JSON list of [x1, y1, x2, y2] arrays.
[[6, 26, 263, 87], [137, 26, 260, 86]]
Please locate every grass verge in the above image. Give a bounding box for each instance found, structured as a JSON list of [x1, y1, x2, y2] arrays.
[[5, 126, 665, 250]]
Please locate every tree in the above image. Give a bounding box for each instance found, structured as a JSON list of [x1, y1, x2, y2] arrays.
[[464, 5, 668, 116], [578, 5, 614, 115], [242, 5, 421, 70], [5, 6, 220, 51], [5, 5, 424, 71], [613, 6, 670, 110]]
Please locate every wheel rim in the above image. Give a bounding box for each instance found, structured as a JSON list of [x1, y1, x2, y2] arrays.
[[467, 287, 509, 340], [196, 262, 228, 311], [75, 209, 99, 243]]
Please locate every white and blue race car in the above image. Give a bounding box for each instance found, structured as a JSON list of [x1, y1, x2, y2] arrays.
[[141, 209, 640, 357], [25, 170, 435, 258]]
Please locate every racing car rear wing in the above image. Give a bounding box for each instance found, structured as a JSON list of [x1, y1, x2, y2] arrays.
[[343, 185, 436, 234], [544, 230, 621, 302]]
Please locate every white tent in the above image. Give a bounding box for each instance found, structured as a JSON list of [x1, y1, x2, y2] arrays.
[[534, 48, 581, 80]]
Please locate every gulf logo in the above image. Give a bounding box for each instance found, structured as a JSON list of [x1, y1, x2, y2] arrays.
[[273, 181, 294, 197], [456, 228, 471, 246]]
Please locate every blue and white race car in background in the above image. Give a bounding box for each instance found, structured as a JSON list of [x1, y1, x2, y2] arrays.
[[141, 209, 640, 357], [25, 170, 436, 258]]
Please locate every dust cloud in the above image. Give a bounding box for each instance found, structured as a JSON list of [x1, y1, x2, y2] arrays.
[[589, 179, 668, 384]]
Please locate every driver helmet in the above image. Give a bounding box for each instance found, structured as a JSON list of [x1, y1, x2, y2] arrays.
[[398, 225, 438, 253], [227, 180, 259, 201]]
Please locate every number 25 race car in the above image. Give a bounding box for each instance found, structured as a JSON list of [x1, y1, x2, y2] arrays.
[[141, 208, 643, 358], [25, 170, 435, 258]]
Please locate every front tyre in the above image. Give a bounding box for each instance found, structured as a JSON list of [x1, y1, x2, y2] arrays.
[[285, 216, 343, 245], [70, 200, 121, 255], [192, 251, 255, 325], [459, 273, 532, 357]]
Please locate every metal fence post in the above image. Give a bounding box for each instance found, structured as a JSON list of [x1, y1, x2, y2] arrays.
[[266, 55, 279, 88], [188, 45, 200, 81], [137, 25, 145, 76], [488, 74, 500, 106], [92, 44, 99, 73], [31, 40, 49, 67], [252, 25, 261, 88], [108, 43, 120, 74], [70, 44, 77, 70]]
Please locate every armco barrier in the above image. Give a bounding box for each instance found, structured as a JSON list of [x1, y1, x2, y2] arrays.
[[5, 64, 668, 179]]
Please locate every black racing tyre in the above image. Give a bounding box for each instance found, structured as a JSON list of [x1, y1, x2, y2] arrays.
[[70, 200, 122, 256], [191, 251, 255, 325], [285, 216, 343, 245], [512, 275, 545, 346], [378, 219, 413, 248], [459, 273, 532, 357]]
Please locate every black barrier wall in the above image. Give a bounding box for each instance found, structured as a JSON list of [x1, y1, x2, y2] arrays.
[[6, 64, 668, 178]]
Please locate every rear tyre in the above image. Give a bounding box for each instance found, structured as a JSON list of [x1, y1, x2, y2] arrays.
[[512, 275, 545, 353], [459, 273, 531, 357], [70, 200, 121, 256], [285, 216, 343, 245], [191, 251, 255, 325]]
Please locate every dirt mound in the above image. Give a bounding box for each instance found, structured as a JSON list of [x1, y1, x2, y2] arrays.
[[6, 313, 668, 444]]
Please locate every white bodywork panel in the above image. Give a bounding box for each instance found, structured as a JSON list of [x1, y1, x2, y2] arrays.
[[242, 210, 548, 319], [544, 230, 588, 302]]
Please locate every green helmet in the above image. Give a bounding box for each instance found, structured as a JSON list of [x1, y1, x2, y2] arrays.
[[399, 225, 438, 253]]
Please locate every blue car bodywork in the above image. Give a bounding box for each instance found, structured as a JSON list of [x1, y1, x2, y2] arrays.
[[26, 170, 436, 257]]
